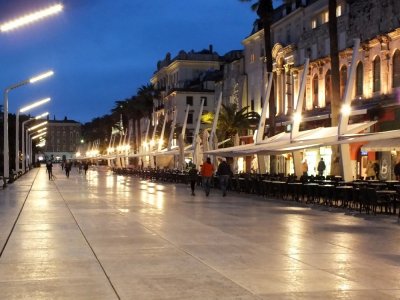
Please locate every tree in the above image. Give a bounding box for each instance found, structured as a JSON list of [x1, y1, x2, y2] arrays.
[[328, 0, 341, 175], [240, 0, 275, 137], [203, 103, 260, 146]]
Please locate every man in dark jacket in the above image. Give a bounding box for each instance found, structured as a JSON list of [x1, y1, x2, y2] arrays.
[[217, 157, 231, 197]]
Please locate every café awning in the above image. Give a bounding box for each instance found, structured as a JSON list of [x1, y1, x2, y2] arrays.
[[361, 138, 400, 152]]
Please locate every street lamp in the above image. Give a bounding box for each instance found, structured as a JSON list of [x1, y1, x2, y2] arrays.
[[3, 70, 53, 179], [21, 112, 49, 173], [16, 98, 50, 173], [0, 4, 63, 32], [27, 127, 47, 165]]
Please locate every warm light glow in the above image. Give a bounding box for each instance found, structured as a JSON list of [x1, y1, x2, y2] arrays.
[[76, 152, 81, 157], [28, 121, 48, 131], [107, 147, 114, 153], [32, 131, 46, 139], [150, 140, 155, 146], [293, 112, 302, 123], [20, 97, 50, 113], [1, 4, 63, 32], [341, 104, 351, 116], [29, 70, 54, 83], [36, 127, 47, 133]]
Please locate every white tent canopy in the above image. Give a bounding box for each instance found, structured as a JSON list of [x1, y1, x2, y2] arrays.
[[361, 138, 400, 152], [204, 121, 376, 157]]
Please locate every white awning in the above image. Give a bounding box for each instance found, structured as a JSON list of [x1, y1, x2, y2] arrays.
[[361, 138, 400, 152], [204, 121, 376, 157]]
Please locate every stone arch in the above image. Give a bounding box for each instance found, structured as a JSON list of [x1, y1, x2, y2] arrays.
[[392, 49, 400, 88]]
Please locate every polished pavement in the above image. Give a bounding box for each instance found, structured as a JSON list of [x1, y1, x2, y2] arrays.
[[0, 165, 399, 299]]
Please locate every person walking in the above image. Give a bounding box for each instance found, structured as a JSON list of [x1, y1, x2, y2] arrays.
[[302, 159, 308, 176], [200, 157, 214, 197], [217, 157, 232, 197], [65, 161, 71, 178], [46, 161, 53, 180], [317, 158, 326, 176], [83, 162, 89, 175], [188, 164, 198, 196], [366, 160, 375, 180]]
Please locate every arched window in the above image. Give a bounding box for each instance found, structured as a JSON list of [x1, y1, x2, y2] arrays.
[[393, 50, 400, 88], [325, 70, 332, 106], [373, 56, 381, 93], [340, 65, 347, 99], [355, 62, 363, 97], [313, 74, 318, 108]]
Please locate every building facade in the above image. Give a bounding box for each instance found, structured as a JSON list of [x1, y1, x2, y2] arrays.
[[150, 46, 222, 145], [235, 0, 400, 178], [43, 117, 81, 162]]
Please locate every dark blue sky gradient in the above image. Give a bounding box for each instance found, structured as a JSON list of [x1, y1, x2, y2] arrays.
[[0, 0, 281, 123]]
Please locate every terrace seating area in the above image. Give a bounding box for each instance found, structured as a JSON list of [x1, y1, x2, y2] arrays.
[[112, 167, 400, 218]]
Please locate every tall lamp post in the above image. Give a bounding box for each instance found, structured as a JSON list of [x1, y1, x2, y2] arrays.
[[27, 122, 48, 166], [3, 70, 53, 180], [16, 98, 50, 174], [1, 3, 62, 184], [21, 112, 49, 173]]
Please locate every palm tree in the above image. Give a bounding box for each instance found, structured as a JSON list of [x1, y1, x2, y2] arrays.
[[240, 0, 275, 137], [205, 103, 260, 146], [328, 0, 340, 126], [328, 0, 341, 175]]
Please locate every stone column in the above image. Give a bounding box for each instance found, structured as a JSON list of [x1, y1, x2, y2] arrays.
[[285, 64, 293, 114]]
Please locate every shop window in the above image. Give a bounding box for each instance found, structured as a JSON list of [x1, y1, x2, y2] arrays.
[[186, 96, 193, 105], [355, 62, 363, 97], [200, 96, 207, 106], [187, 113, 193, 124], [311, 19, 317, 29], [336, 5, 342, 17], [392, 50, 400, 88], [373, 56, 381, 93]]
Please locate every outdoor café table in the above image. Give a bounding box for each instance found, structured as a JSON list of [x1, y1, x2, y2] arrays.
[[352, 181, 368, 188], [334, 185, 353, 207], [376, 190, 398, 214], [319, 180, 336, 185], [270, 181, 286, 199], [261, 180, 273, 197], [369, 182, 387, 190], [303, 183, 319, 203], [385, 180, 399, 189], [286, 182, 302, 201], [318, 184, 335, 206]]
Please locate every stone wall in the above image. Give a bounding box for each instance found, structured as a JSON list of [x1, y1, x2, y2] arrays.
[[347, 0, 400, 42]]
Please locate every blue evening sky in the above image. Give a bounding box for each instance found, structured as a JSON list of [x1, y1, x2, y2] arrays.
[[0, 0, 282, 123]]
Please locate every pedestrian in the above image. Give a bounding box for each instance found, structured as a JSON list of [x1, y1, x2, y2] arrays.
[[394, 160, 400, 181], [366, 160, 375, 180], [188, 164, 198, 196], [83, 162, 89, 175], [78, 162, 82, 174], [200, 157, 214, 197], [46, 161, 53, 180], [217, 157, 232, 197], [373, 161, 379, 179], [65, 161, 71, 178], [302, 159, 308, 176], [317, 158, 326, 176]]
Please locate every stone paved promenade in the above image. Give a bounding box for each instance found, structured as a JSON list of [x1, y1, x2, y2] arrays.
[[0, 165, 399, 299]]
